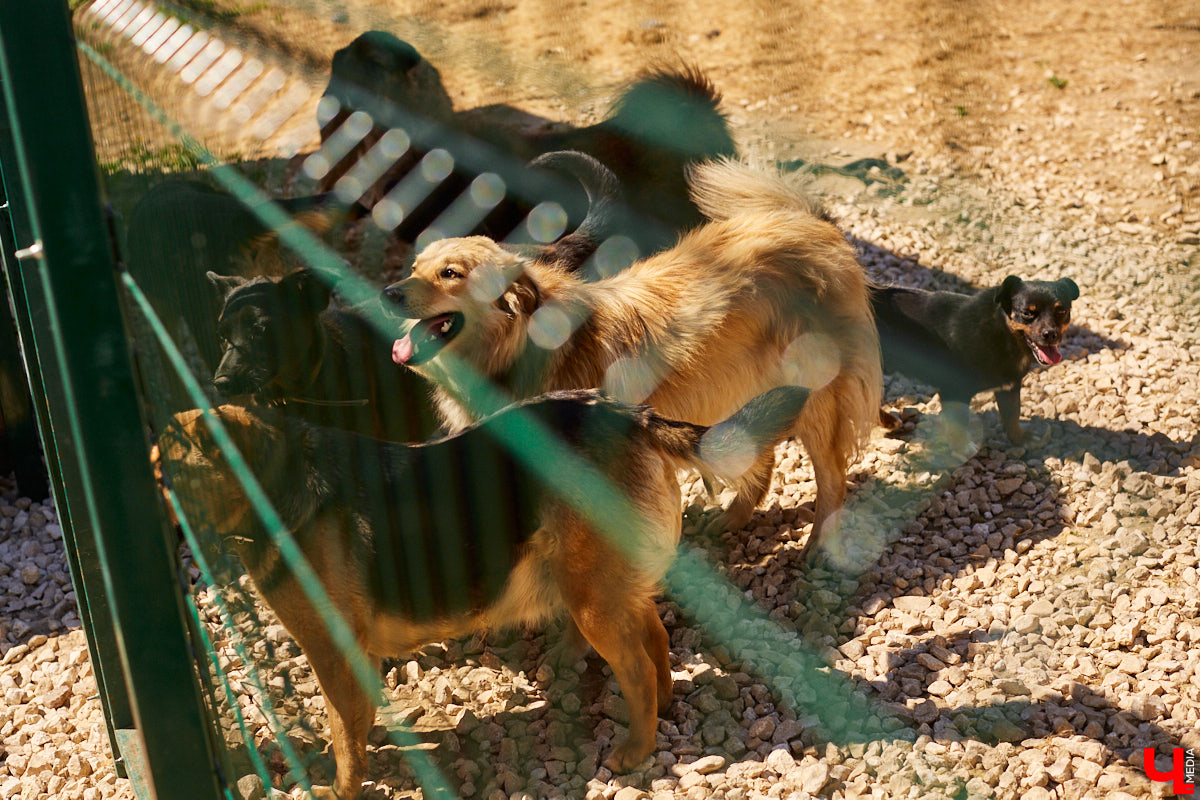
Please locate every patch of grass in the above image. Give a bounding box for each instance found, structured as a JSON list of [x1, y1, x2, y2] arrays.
[[1048, 74, 1069, 89], [99, 142, 202, 175], [175, 0, 269, 21], [953, 104, 968, 117]]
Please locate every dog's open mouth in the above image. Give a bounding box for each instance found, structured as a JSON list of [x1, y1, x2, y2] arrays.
[[392, 313, 464, 365], [1027, 339, 1062, 366]]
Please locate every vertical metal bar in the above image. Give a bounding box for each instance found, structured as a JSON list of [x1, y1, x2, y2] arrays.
[[0, 107, 132, 776], [0, 4, 223, 799]]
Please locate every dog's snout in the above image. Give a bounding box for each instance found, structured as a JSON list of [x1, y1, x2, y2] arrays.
[[383, 284, 405, 306]]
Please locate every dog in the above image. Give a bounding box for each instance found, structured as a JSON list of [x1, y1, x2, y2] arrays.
[[315, 31, 735, 250], [871, 276, 1080, 444], [152, 385, 810, 797], [206, 268, 438, 442], [124, 179, 336, 378], [381, 158, 882, 559]]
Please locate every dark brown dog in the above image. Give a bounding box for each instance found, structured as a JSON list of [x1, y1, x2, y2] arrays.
[[124, 179, 335, 377], [206, 268, 437, 442], [153, 386, 808, 797], [314, 31, 735, 251]]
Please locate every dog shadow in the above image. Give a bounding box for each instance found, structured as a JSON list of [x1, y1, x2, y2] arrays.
[[871, 631, 1189, 780]]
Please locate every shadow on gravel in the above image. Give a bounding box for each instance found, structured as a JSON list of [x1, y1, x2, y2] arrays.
[[871, 632, 1188, 769], [1024, 415, 1198, 477]]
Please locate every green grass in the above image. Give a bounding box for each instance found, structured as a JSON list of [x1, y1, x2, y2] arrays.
[[1048, 74, 1069, 89], [175, 0, 269, 21], [98, 142, 202, 174], [953, 104, 969, 117]]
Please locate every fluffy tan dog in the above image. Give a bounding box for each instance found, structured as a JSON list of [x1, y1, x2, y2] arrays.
[[383, 159, 881, 557]]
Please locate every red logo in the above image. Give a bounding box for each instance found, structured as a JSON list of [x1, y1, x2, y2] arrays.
[[1143, 748, 1196, 795]]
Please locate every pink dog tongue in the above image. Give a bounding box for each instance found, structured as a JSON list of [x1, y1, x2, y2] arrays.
[[1035, 343, 1062, 365], [392, 335, 413, 365]]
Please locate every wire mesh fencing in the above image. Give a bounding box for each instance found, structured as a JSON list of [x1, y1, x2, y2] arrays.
[[59, 1, 963, 797]]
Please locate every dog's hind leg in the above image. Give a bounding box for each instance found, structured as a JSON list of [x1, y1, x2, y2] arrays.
[[555, 533, 662, 772], [543, 616, 593, 672], [276, 595, 378, 798], [797, 425, 849, 562], [571, 596, 662, 772], [318, 652, 379, 800], [640, 601, 673, 714], [698, 446, 777, 536]]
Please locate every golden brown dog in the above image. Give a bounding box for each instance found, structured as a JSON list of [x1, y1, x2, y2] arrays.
[[152, 386, 808, 797], [382, 158, 882, 558]]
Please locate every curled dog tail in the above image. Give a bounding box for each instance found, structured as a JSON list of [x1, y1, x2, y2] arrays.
[[687, 157, 835, 225], [607, 65, 737, 160], [643, 386, 811, 490]]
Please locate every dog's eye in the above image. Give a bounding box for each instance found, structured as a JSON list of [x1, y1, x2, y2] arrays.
[[252, 322, 267, 335], [439, 267, 462, 280]]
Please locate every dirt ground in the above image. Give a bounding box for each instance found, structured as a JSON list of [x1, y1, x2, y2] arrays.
[[8, 0, 1198, 798]]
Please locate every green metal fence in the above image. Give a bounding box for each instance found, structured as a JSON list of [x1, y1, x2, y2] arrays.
[[0, 3, 930, 798]]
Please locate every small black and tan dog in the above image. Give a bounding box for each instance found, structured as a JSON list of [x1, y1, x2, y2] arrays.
[[152, 385, 809, 798], [872, 275, 1080, 444], [207, 268, 437, 442]]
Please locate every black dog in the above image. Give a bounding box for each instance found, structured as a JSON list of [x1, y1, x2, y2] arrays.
[[124, 179, 336, 377], [207, 268, 436, 442], [872, 275, 1080, 444]]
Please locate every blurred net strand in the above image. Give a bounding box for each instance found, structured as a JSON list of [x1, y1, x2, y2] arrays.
[[75, 7, 997, 793]]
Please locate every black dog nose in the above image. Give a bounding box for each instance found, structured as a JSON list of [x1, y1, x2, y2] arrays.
[[383, 284, 405, 305]]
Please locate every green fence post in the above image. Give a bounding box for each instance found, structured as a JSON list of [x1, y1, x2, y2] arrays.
[[0, 86, 133, 777], [0, 4, 224, 798]]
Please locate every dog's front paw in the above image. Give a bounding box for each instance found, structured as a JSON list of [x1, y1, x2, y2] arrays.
[[602, 740, 654, 774], [1003, 423, 1026, 445]]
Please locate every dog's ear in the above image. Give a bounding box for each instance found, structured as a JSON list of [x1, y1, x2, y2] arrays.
[[1056, 277, 1080, 301], [995, 275, 1023, 313], [499, 273, 540, 318], [207, 271, 247, 298], [278, 268, 332, 313]]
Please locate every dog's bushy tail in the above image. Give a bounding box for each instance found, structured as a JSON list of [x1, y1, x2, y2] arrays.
[[687, 156, 835, 224], [686, 157, 882, 460], [607, 65, 737, 161], [643, 386, 811, 491]]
